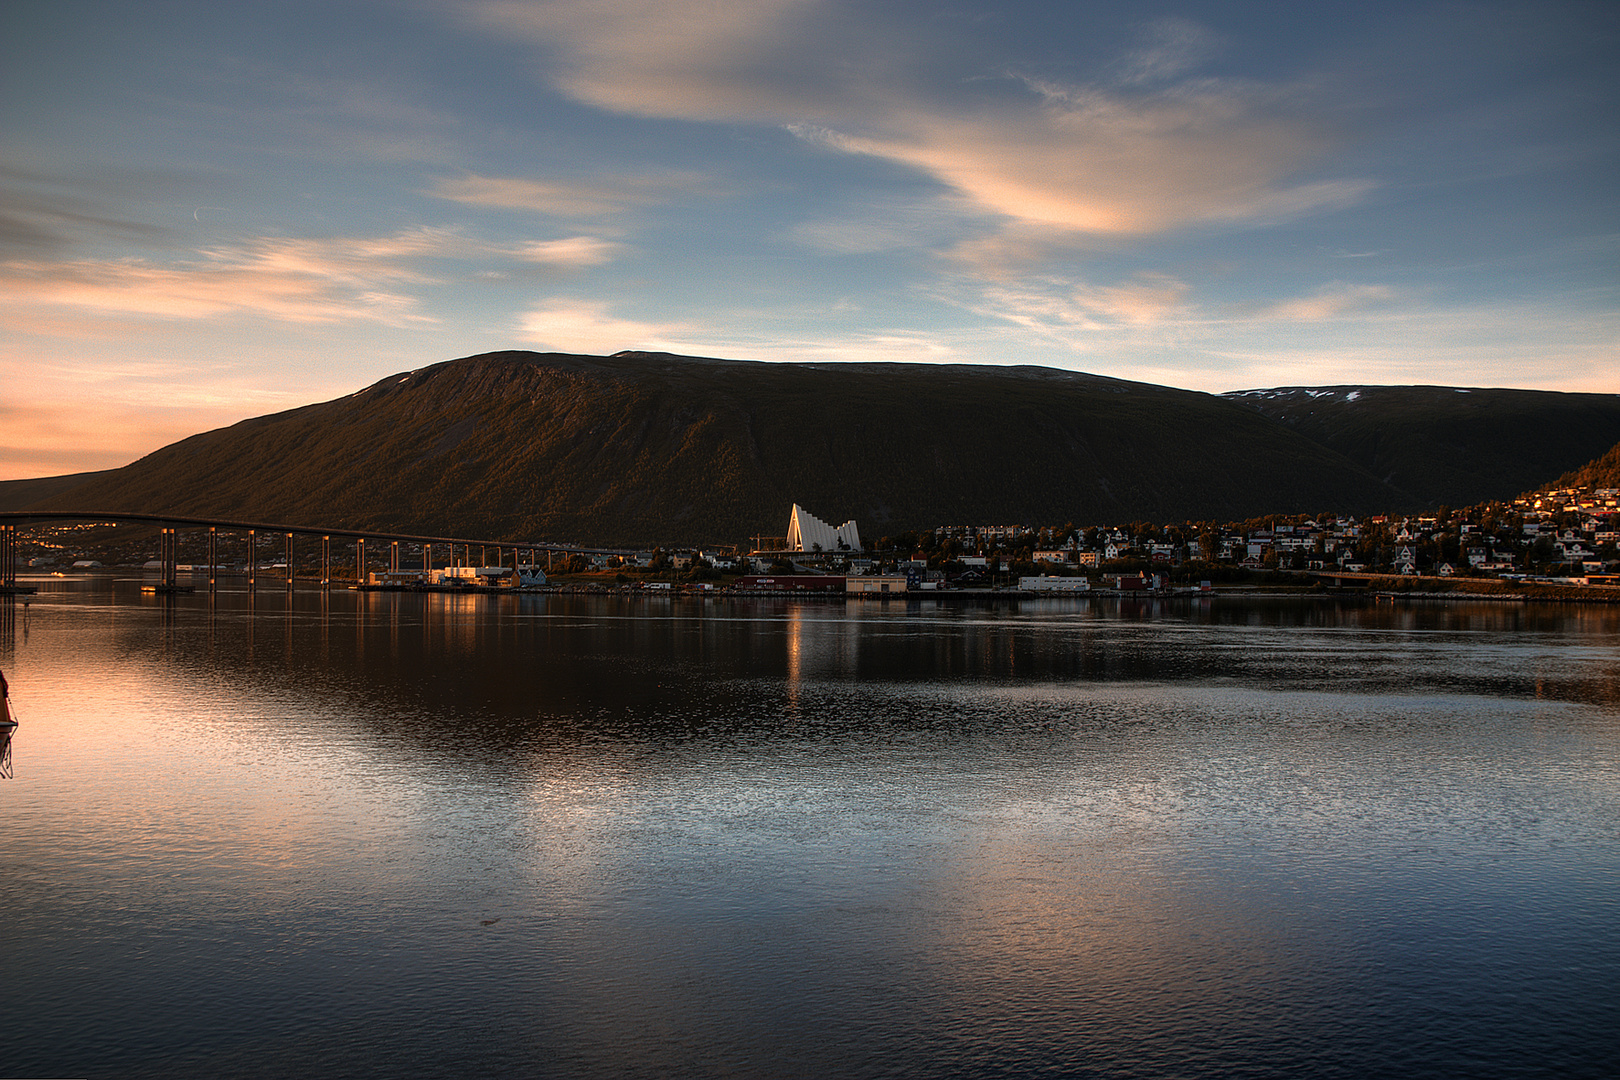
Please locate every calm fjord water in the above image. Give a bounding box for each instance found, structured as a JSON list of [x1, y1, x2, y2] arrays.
[[3, 581, 1618, 1078]]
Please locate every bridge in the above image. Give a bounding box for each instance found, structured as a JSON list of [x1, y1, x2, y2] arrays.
[[0, 510, 637, 592]]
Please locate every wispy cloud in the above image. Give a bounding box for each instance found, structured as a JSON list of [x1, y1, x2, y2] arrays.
[[789, 192, 984, 254], [517, 298, 695, 352], [1249, 283, 1397, 321], [430, 172, 711, 216], [468, 0, 831, 123], [0, 254, 425, 324], [515, 236, 621, 266], [686, 327, 962, 366], [1075, 273, 1193, 325], [0, 166, 177, 254], [796, 92, 1366, 236], [472, 1, 1368, 242], [1, 227, 621, 325], [937, 274, 1405, 363], [944, 271, 1200, 345], [1112, 17, 1222, 86], [919, 284, 1620, 396]]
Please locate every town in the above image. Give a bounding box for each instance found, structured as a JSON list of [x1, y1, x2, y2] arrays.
[[12, 484, 1619, 596], [676, 487, 1620, 593]]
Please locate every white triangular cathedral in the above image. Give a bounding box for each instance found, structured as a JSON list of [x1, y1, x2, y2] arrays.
[[786, 504, 862, 553]]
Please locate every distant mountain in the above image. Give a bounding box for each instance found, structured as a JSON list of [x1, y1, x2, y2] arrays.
[[1222, 385, 1620, 508], [28, 350, 1414, 546], [0, 469, 116, 512]]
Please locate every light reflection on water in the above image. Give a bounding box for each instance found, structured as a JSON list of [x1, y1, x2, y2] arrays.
[[2, 582, 1618, 1078]]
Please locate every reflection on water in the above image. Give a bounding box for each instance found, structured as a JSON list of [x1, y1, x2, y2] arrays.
[[2, 581, 1619, 1078]]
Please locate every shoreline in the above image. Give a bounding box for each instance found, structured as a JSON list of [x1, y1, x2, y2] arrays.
[[11, 571, 1620, 605]]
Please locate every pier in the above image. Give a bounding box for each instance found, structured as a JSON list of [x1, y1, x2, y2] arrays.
[[0, 522, 36, 594]]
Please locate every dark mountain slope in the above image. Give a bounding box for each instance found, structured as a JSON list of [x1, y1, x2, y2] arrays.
[[0, 469, 116, 512], [1223, 385, 1620, 507], [34, 351, 1408, 545], [1542, 440, 1620, 493]]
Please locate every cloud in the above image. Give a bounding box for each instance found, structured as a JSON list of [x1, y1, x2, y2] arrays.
[[515, 236, 621, 266], [941, 230, 1068, 280], [689, 328, 962, 366], [468, 0, 833, 123], [1075, 273, 1192, 325], [1113, 17, 1222, 86], [781, 333, 959, 365], [430, 172, 710, 216], [0, 166, 176, 254], [184, 53, 477, 168], [942, 271, 1198, 345], [1, 249, 430, 325], [916, 285, 1620, 397], [789, 193, 984, 254], [1250, 283, 1396, 321], [516, 298, 695, 352], [954, 275, 1403, 347], [470, 1, 1367, 240], [799, 91, 1364, 235], [0, 227, 621, 325]]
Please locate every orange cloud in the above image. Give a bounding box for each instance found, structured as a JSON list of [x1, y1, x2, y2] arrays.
[[474, 2, 1367, 241], [0, 227, 619, 326], [800, 93, 1365, 236], [0, 254, 428, 324], [516, 298, 695, 353]]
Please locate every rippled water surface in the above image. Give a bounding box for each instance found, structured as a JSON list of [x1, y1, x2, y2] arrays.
[[3, 581, 1618, 1078]]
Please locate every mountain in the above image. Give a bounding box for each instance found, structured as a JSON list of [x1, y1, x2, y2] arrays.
[[0, 469, 117, 512], [28, 350, 1415, 546], [27, 353, 1620, 545], [1222, 385, 1620, 508]]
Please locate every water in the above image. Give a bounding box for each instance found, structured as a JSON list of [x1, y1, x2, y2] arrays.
[[3, 581, 1618, 1078]]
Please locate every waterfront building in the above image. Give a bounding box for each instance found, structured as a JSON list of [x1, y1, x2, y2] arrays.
[[846, 575, 908, 594], [786, 504, 863, 553]]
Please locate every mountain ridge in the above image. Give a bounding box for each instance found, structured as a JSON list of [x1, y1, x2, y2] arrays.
[[22, 351, 1620, 545]]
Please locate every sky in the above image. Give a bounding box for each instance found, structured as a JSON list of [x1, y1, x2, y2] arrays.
[[2, 0, 1617, 479]]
